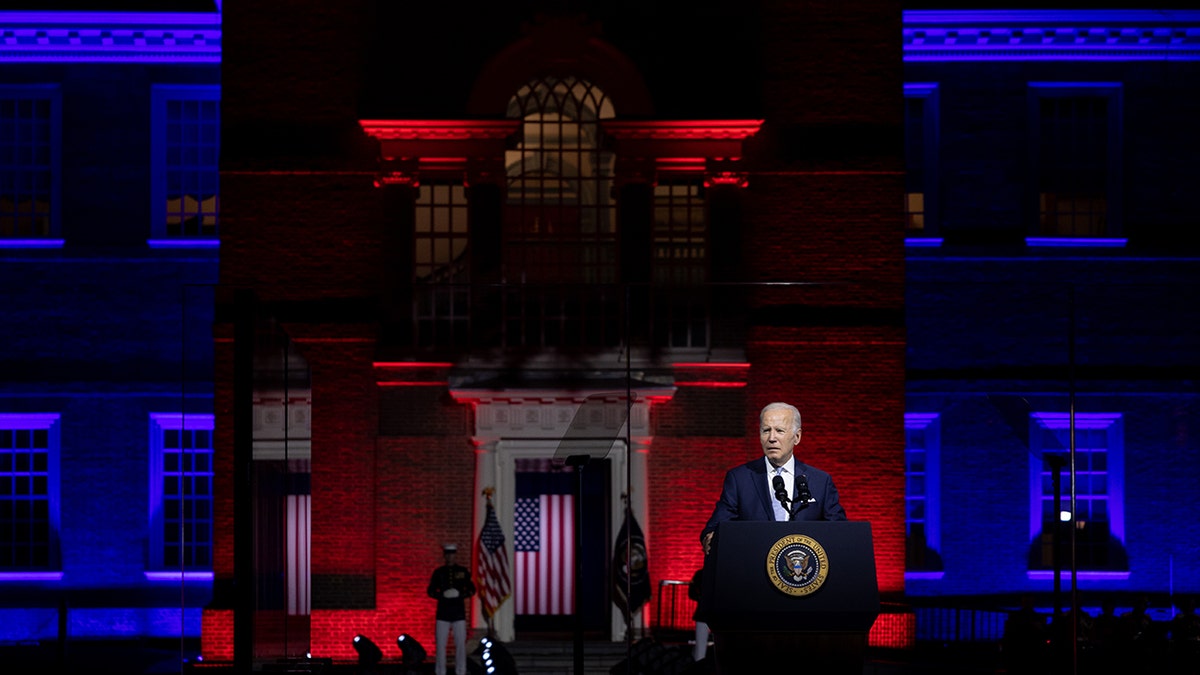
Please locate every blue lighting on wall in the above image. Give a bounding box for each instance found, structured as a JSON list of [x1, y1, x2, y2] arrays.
[[904, 10, 1200, 62], [0, 572, 63, 581], [0, 239, 65, 248], [4, 9, 1196, 64], [1026, 237, 1128, 248], [147, 239, 220, 249], [905, 238, 944, 248], [0, 10, 220, 64]]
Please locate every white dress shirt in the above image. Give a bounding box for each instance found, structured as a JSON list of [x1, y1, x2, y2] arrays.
[[765, 456, 796, 521]]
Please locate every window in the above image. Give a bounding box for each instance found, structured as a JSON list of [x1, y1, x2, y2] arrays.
[[151, 85, 220, 240], [904, 83, 939, 238], [501, 75, 620, 348], [0, 414, 60, 571], [414, 182, 470, 347], [905, 413, 942, 575], [653, 179, 709, 348], [653, 180, 707, 286], [1028, 413, 1127, 575], [1029, 83, 1122, 239], [0, 86, 60, 240], [149, 413, 214, 572]]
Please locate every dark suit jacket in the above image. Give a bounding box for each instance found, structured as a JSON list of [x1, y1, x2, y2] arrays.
[[426, 563, 476, 621], [700, 457, 847, 544]]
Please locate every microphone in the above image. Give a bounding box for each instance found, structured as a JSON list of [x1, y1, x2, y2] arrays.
[[794, 474, 815, 511], [772, 474, 791, 514]]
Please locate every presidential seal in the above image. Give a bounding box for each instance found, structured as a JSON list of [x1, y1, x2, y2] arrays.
[[766, 534, 829, 596]]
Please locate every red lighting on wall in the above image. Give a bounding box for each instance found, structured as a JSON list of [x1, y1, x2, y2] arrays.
[[358, 120, 517, 141], [704, 172, 749, 188], [672, 362, 750, 388], [602, 120, 764, 140], [372, 362, 452, 387], [868, 609, 917, 649]]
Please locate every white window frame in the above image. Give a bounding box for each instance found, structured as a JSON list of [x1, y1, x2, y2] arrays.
[[904, 82, 940, 241], [0, 413, 61, 579], [0, 85, 62, 244], [147, 413, 214, 580], [149, 84, 220, 245], [905, 412, 942, 579], [1027, 82, 1123, 242], [1027, 412, 1127, 580]]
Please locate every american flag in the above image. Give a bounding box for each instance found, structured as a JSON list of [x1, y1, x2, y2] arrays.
[[476, 499, 512, 619], [514, 494, 574, 615]]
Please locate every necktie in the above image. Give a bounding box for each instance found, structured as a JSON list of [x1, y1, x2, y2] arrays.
[[772, 466, 790, 522]]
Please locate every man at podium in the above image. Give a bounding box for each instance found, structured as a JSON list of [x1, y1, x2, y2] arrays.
[[701, 401, 846, 552], [696, 402, 870, 675]]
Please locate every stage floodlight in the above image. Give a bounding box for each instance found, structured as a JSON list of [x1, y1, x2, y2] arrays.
[[397, 633, 428, 667], [478, 636, 519, 675], [352, 634, 383, 667]]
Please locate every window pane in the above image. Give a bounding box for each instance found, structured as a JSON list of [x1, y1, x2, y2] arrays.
[[0, 415, 56, 569]]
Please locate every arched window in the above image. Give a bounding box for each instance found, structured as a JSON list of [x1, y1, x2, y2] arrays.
[[503, 76, 616, 286]]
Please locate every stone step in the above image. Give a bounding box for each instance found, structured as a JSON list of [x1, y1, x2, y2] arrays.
[[500, 639, 702, 675], [500, 639, 628, 675]]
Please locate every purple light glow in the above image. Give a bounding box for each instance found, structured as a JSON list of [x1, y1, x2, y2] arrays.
[[144, 571, 215, 581], [0, 572, 63, 581], [905, 10, 1200, 24], [0, 12, 220, 25], [0, 239, 64, 248], [1026, 237, 1127, 247], [147, 239, 220, 249], [905, 238, 944, 247], [1027, 570, 1131, 581]]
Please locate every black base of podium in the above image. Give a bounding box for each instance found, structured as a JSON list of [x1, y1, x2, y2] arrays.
[[712, 630, 868, 675]]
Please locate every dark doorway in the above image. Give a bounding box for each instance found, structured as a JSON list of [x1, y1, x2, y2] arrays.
[[513, 457, 611, 638]]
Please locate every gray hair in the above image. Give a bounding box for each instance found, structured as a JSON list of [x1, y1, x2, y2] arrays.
[[761, 402, 802, 432]]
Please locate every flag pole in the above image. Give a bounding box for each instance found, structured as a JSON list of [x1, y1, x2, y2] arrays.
[[565, 453, 589, 675], [477, 486, 511, 641], [620, 490, 632, 634]]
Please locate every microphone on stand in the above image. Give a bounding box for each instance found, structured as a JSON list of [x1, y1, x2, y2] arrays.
[[773, 474, 792, 518], [793, 473, 816, 514]]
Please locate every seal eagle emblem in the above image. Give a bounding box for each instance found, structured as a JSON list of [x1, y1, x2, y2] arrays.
[[766, 534, 829, 596]]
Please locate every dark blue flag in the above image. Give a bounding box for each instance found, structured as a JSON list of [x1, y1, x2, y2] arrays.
[[612, 510, 650, 621]]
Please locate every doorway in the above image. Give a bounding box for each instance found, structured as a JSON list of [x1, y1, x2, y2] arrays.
[[512, 457, 611, 638]]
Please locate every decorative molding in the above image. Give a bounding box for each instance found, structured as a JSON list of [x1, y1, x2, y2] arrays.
[[602, 120, 763, 141], [905, 10, 1200, 62], [375, 171, 419, 188], [252, 395, 312, 443], [460, 396, 643, 440], [450, 389, 674, 440], [5, 10, 1200, 65], [359, 120, 519, 141], [705, 171, 750, 189], [0, 11, 220, 64]]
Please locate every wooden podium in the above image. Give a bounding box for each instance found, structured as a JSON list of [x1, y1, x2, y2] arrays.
[[699, 521, 880, 674]]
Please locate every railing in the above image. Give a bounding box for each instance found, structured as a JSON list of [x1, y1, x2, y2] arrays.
[[408, 283, 732, 353], [653, 580, 697, 644], [915, 607, 1007, 643]]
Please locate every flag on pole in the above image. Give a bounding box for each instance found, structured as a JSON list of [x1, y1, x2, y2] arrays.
[[476, 496, 512, 620], [612, 510, 650, 621]]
